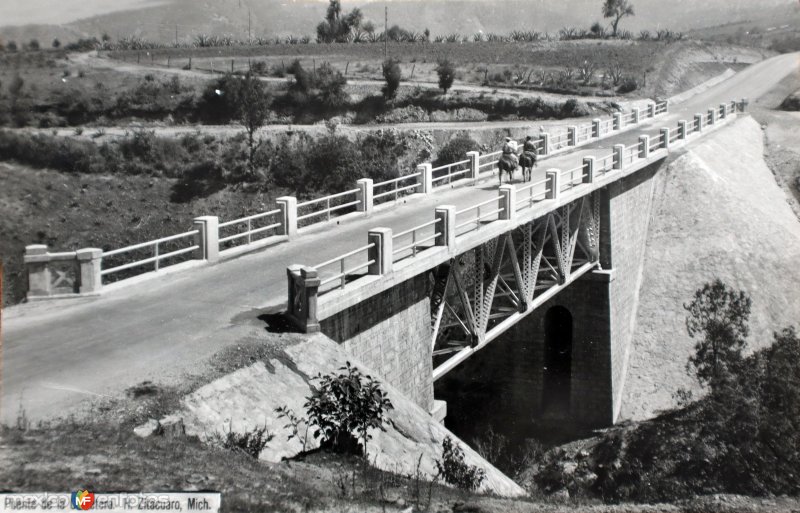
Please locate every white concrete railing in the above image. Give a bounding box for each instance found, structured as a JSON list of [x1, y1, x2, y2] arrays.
[[285, 97, 747, 330], [391, 219, 441, 263], [21, 98, 681, 299], [315, 242, 375, 291]]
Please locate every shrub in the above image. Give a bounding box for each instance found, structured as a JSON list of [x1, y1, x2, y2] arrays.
[[433, 136, 479, 169], [617, 76, 638, 94], [303, 361, 393, 456], [213, 423, 273, 459], [436, 59, 455, 94], [436, 436, 486, 491], [382, 58, 401, 99]]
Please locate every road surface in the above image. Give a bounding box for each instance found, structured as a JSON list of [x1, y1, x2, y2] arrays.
[[2, 52, 797, 424]]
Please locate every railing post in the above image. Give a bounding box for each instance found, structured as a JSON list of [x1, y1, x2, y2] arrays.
[[660, 128, 671, 150], [678, 120, 688, 140], [417, 163, 433, 194], [613, 112, 623, 131], [582, 156, 595, 184], [498, 185, 516, 221], [368, 228, 392, 275], [613, 144, 625, 170], [193, 215, 219, 262], [708, 107, 717, 126], [545, 169, 560, 200], [662, 99, 669, 113], [694, 113, 704, 132], [356, 178, 374, 215], [638, 135, 650, 159], [633, 107, 641, 124], [76, 248, 103, 294], [24, 244, 51, 298], [466, 151, 480, 181], [435, 205, 456, 248], [539, 133, 550, 156], [277, 196, 298, 239], [719, 103, 728, 119], [592, 118, 601, 138], [648, 102, 656, 118], [567, 126, 577, 146], [286, 265, 320, 333]]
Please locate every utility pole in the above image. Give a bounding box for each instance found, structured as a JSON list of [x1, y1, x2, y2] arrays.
[[248, 8, 252, 44], [175, 24, 178, 47], [384, 6, 388, 58]]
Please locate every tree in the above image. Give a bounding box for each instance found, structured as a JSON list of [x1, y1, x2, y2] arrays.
[[436, 59, 455, 94], [602, 0, 635, 37], [684, 279, 752, 389], [316, 0, 362, 43], [381, 58, 401, 99], [27, 39, 40, 51], [315, 62, 348, 109], [236, 73, 271, 178], [52, 38, 61, 49]]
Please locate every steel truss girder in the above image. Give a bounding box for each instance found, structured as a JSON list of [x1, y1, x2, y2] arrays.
[[430, 192, 602, 380]]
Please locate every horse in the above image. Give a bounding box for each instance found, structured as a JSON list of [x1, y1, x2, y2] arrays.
[[519, 151, 537, 182], [498, 153, 518, 185]]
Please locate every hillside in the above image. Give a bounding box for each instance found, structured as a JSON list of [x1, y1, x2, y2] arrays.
[[1, 0, 797, 46], [619, 115, 800, 421]]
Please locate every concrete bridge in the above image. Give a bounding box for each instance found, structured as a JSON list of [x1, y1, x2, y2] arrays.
[[2, 52, 797, 425]]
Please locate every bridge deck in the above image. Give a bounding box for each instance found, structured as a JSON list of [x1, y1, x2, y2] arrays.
[[2, 52, 797, 423]]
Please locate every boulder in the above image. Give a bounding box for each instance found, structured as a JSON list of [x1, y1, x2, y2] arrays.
[[133, 419, 161, 438]]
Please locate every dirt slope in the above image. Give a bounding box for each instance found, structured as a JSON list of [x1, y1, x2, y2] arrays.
[[619, 116, 800, 421]]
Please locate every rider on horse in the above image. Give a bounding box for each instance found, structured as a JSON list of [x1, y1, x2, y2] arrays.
[[523, 135, 538, 161], [500, 137, 519, 167]]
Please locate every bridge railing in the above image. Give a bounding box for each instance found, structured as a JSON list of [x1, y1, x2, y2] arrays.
[[285, 96, 746, 330], [314, 242, 375, 292], [21, 95, 691, 299]]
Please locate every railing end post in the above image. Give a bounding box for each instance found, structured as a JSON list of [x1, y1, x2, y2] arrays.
[[193, 215, 219, 263], [24, 244, 51, 298], [545, 169, 560, 200], [277, 196, 298, 239], [76, 247, 103, 294], [286, 264, 320, 333]]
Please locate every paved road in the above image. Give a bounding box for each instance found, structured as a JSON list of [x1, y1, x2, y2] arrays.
[[2, 52, 797, 424]]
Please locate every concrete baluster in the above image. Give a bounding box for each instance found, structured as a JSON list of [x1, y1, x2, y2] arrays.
[[434, 205, 456, 248], [545, 169, 560, 200], [582, 157, 595, 184], [24, 244, 50, 298], [498, 185, 516, 221], [466, 151, 480, 181], [193, 216, 219, 262], [368, 227, 393, 275], [719, 103, 728, 119], [678, 120, 689, 140], [76, 248, 103, 294], [286, 265, 320, 333], [648, 102, 656, 118], [694, 113, 704, 132], [540, 133, 550, 156], [356, 178, 374, 215], [417, 163, 433, 194], [633, 107, 641, 124], [660, 128, 671, 150], [708, 107, 717, 126], [613, 144, 625, 170], [638, 135, 650, 159], [567, 126, 577, 146], [613, 112, 623, 131], [592, 118, 601, 138], [277, 196, 298, 239]]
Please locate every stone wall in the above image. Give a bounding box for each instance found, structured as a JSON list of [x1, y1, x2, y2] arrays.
[[321, 273, 433, 411]]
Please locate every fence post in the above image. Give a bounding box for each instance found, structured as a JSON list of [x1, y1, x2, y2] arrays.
[[286, 265, 320, 333], [417, 163, 433, 194], [678, 120, 688, 140], [719, 103, 728, 119], [694, 113, 704, 132], [662, 100, 669, 113], [499, 185, 516, 221], [356, 178, 374, 215], [633, 107, 641, 124], [76, 248, 103, 294], [648, 102, 656, 118], [368, 228, 393, 275], [539, 133, 550, 156], [277, 196, 298, 239], [613, 144, 625, 170], [193, 216, 219, 262], [707, 108, 715, 126], [545, 169, 560, 200], [435, 205, 456, 248], [660, 128, 671, 150], [466, 151, 480, 181], [638, 135, 650, 159], [613, 112, 623, 131], [24, 244, 50, 298], [567, 126, 577, 146], [592, 118, 601, 138], [582, 157, 595, 184]]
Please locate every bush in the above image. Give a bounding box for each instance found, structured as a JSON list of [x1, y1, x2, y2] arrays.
[[436, 436, 486, 491], [301, 362, 393, 456], [213, 423, 273, 459], [436, 59, 455, 94], [433, 136, 479, 169], [617, 76, 638, 94], [382, 58, 401, 99]]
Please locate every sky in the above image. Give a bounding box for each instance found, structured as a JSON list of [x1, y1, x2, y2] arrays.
[[0, 0, 167, 26]]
